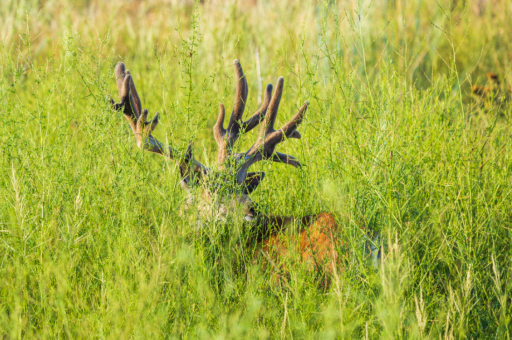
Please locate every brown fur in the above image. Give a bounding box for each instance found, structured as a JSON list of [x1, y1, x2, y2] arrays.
[[257, 213, 341, 278], [472, 72, 510, 102]]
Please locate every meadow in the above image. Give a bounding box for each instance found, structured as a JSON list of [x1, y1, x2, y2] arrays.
[[1, 0, 512, 338]]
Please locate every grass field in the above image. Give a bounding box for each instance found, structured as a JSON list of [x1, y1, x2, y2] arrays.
[[1, 0, 512, 338]]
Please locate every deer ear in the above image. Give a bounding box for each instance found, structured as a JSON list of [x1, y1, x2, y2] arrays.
[[243, 172, 266, 194]]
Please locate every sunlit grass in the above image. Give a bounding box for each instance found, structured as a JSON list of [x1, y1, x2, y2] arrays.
[[0, 0, 511, 338]]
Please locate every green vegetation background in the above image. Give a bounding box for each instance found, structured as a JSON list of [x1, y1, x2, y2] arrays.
[[1, 0, 511, 338]]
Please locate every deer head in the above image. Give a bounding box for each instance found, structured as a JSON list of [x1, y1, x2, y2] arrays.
[[110, 60, 308, 223]]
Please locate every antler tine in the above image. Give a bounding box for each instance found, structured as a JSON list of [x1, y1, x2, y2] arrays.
[[125, 70, 142, 116], [213, 104, 226, 146], [265, 101, 308, 145], [271, 152, 301, 168], [242, 83, 273, 132], [136, 109, 160, 147], [229, 59, 248, 124], [114, 63, 143, 122], [259, 77, 284, 137], [115, 62, 126, 95], [113, 68, 138, 133]]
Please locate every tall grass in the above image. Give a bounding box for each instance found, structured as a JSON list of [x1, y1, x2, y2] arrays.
[[0, 0, 511, 338]]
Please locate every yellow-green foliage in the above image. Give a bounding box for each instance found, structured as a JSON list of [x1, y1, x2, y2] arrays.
[[0, 0, 511, 338]]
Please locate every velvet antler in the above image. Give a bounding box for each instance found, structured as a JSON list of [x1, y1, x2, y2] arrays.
[[111, 62, 207, 187]]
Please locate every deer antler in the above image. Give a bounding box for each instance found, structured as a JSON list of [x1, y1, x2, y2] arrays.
[[111, 60, 307, 213], [232, 74, 309, 185], [111, 62, 207, 187], [214, 60, 273, 166], [213, 59, 308, 188]]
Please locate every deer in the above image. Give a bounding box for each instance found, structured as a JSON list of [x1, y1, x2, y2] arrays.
[[110, 60, 343, 279]]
